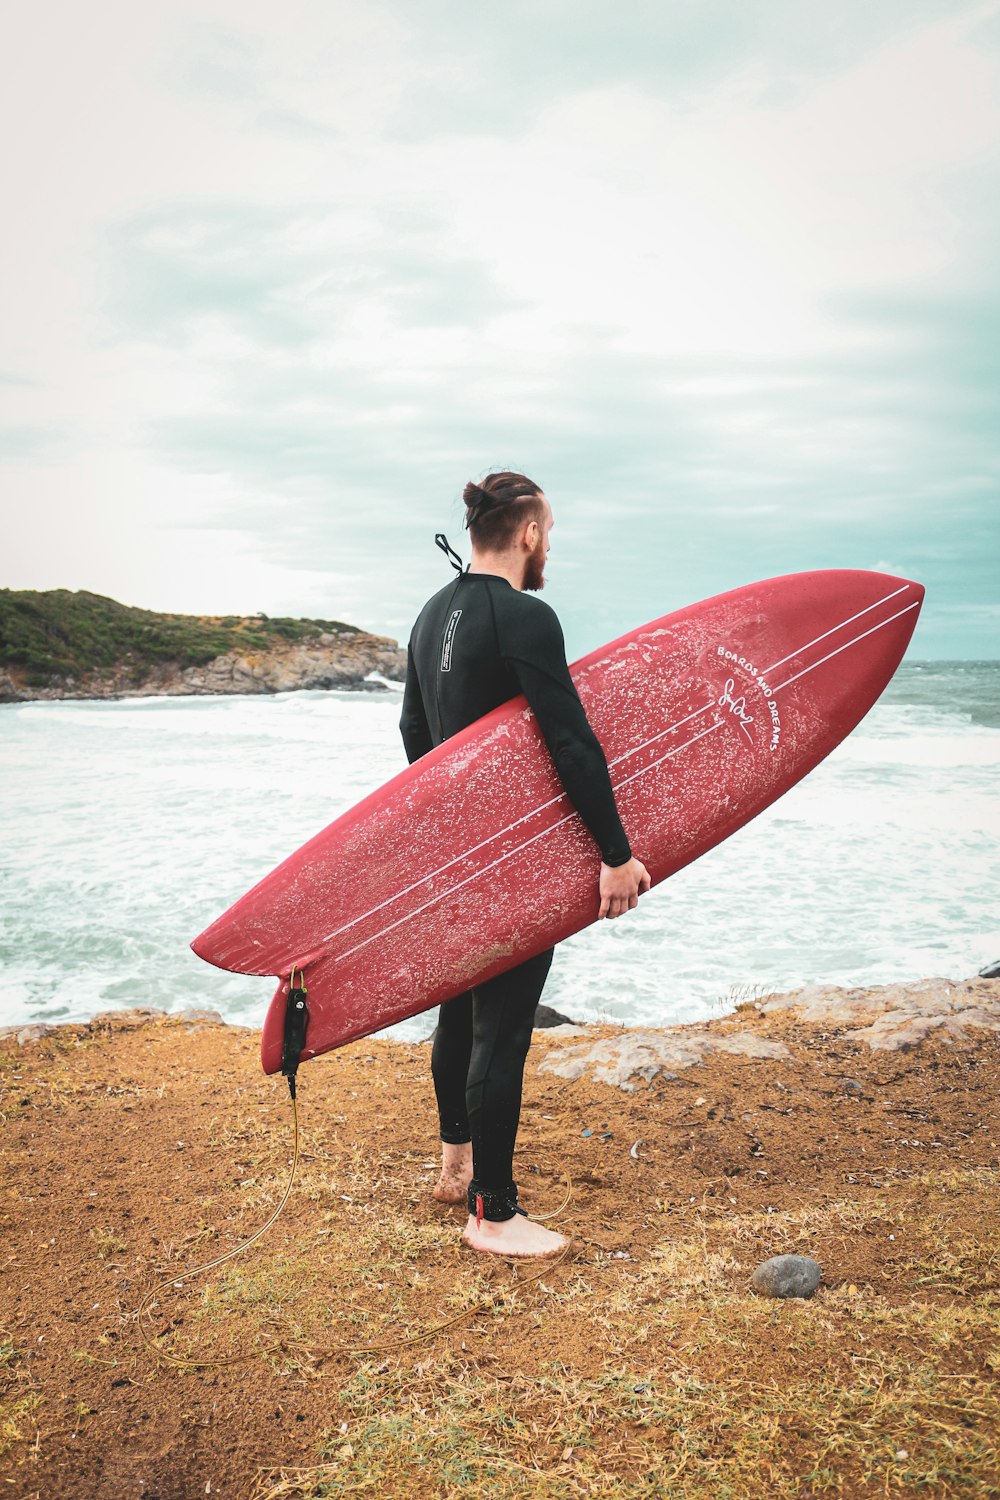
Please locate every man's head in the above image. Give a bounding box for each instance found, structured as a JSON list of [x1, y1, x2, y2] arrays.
[[463, 471, 553, 592]]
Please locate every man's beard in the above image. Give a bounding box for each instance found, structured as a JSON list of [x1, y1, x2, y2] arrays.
[[522, 538, 547, 592]]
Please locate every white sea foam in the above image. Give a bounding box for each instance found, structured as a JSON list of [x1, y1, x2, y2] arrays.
[[1, 665, 998, 1043]]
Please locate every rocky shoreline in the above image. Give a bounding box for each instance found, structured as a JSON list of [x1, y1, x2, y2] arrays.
[[4, 973, 998, 1077], [0, 627, 406, 703]]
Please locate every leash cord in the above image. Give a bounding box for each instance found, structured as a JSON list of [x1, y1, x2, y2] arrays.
[[136, 1090, 574, 1370]]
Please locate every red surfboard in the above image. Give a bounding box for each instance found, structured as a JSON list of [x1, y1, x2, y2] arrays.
[[191, 570, 923, 1074]]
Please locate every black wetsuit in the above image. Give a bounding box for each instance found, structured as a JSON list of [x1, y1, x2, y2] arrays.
[[399, 567, 631, 1222]]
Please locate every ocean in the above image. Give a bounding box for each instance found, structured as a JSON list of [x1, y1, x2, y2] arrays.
[[1, 661, 998, 1042]]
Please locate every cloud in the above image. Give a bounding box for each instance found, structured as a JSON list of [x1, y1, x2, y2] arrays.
[[0, 0, 998, 657], [0, 425, 69, 460]]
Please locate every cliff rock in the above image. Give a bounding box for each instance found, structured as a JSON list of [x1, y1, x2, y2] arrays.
[[0, 628, 405, 701]]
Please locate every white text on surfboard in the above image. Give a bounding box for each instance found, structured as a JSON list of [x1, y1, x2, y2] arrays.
[[716, 646, 782, 752]]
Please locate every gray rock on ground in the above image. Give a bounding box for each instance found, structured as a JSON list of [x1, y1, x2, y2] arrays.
[[89, 1007, 168, 1029], [846, 1007, 1000, 1051], [0, 1023, 52, 1046], [171, 1008, 226, 1028], [758, 977, 1000, 1051], [425, 1003, 584, 1047], [89, 1007, 227, 1031], [750, 1255, 822, 1299], [537, 1028, 790, 1092], [534, 1003, 580, 1029], [1, 1007, 230, 1043]]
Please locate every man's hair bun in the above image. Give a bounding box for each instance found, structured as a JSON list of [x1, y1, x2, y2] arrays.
[[462, 481, 499, 521]]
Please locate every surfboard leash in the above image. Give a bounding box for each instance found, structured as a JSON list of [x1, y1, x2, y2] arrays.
[[280, 964, 310, 1100], [136, 972, 576, 1370], [136, 969, 310, 1366]]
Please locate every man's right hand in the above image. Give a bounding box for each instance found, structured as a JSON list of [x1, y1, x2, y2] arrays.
[[598, 857, 651, 919]]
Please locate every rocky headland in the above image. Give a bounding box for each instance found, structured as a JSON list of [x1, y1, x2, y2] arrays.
[[0, 588, 406, 703]]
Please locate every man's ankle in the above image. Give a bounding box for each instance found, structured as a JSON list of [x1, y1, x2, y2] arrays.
[[466, 1179, 524, 1223]]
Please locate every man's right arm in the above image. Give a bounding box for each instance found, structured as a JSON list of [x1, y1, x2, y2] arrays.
[[502, 602, 649, 917], [501, 599, 632, 866]]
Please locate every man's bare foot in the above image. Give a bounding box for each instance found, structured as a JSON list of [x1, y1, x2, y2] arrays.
[[462, 1212, 569, 1259], [432, 1141, 473, 1204]]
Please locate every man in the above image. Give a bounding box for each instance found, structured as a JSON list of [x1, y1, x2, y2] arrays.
[[399, 472, 649, 1258]]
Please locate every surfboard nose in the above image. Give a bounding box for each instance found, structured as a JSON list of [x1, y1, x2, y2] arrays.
[[758, 570, 924, 708], [877, 571, 925, 603]]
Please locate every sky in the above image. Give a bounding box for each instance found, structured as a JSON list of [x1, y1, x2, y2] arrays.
[[1, 0, 998, 659]]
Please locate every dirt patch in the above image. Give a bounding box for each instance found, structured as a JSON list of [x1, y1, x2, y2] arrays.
[[2, 1001, 998, 1498]]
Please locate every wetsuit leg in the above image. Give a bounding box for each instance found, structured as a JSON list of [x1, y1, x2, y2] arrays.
[[431, 991, 474, 1144], [466, 947, 555, 1220]]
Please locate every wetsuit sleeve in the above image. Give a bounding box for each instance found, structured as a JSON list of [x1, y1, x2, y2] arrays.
[[501, 601, 632, 867], [399, 643, 434, 764]]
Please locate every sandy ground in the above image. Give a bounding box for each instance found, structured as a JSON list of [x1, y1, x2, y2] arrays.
[[2, 989, 998, 1499]]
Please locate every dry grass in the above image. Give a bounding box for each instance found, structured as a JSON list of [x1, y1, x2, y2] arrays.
[[248, 1176, 1000, 1499], [89, 1226, 128, 1261], [251, 1337, 998, 1498], [0, 1337, 42, 1463], [3, 1014, 999, 1498]]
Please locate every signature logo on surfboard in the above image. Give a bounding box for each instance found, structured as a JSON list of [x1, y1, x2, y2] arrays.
[[715, 646, 782, 752], [718, 677, 755, 741]]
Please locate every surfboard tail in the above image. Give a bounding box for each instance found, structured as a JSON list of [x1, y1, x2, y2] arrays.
[[260, 964, 446, 1076], [262, 969, 403, 1077]]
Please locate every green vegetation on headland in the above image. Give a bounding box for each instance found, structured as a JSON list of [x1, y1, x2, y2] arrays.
[[0, 588, 358, 688]]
